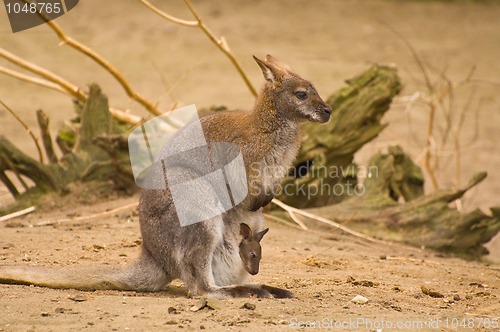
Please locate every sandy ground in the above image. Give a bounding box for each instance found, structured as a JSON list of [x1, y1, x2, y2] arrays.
[[1, 0, 500, 330], [0, 193, 499, 331]]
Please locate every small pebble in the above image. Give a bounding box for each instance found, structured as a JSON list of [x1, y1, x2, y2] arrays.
[[421, 286, 444, 298], [190, 298, 207, 312], [206, 298, 222, 310], [351, 295, 369, 304], [68, 294, 87, 302]]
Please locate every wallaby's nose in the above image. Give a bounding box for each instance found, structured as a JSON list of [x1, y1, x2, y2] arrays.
[[322, 106, 332, 115]]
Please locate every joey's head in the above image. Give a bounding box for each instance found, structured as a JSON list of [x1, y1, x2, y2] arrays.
[[239, 223, 269, 275], [253, 54, 332, 124]]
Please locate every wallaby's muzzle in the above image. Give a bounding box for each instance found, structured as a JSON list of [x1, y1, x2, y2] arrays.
[[309, 104, 332, 123], [317, 105, 332, 123]]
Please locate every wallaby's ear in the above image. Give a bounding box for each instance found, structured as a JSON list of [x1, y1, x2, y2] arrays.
[[265, 54, 292, 72], [240, 223, 252, 240], [253, 55, 287, 84], [254, 228, 269, 243]]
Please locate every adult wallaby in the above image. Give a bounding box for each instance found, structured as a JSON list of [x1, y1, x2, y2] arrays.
[[0, 55, 331, 298], [239, 223, 269, 276]]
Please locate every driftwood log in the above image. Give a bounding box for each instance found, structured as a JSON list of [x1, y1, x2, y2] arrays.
[[0, 84, 134, 200], [279, 64, 403, 208], [304, 146, 500, 258], [274, 65, 499, 258]]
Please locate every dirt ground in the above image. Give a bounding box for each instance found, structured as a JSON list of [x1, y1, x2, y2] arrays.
[[1, 0, 500, 331]]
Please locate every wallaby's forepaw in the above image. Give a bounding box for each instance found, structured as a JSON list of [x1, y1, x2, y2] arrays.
[[248, 192, 275, 211]]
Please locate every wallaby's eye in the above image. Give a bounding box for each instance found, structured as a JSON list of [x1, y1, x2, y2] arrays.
[[251, 253, 257, 259], [295, 91, 307, 100]]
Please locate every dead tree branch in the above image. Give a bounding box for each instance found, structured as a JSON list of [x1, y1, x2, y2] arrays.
[[0, 47, 86, 101], [272, 199, 387, 244], [43, 20, 166, 117], [0, 47, 143, 125], [139, 0, 258, 97], [0, 65, 69, 96]]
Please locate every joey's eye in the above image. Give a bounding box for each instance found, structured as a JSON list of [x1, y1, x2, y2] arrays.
[[295, 91, 307, 100], [251, 253, 257, 259]]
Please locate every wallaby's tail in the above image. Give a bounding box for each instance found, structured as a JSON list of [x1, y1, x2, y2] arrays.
[[0, 249, 169, 292]]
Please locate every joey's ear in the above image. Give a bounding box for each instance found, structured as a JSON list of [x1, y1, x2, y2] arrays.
[[240, 223, 252, 240], [254, 228, 269, 243], [253, 55, 286, 84]]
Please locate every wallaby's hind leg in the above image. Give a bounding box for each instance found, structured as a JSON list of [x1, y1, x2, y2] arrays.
[[176, 234, 219, 296], [175, 227, 293, 298]]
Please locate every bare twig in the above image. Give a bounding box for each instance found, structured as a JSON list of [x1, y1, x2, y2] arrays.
[[0, 47, 86, 100], [35, 202, 138, 226], [139, 0, 258, 97], [0, 65, 70, 96], [271, 199, 388, 244], [0, 206, 36, 222], [42, 20, 166, 117], [424, 102, 439, 190], [263, 213, 304, 231], [384, 23, 490, 192], [0, 98, 44, 163], [288, 211, 308, 230], [15, 0, 166, 119], [153, 61, 199, 107], [466, 78, 500, 87], [381, 21, 434, 93], [382, 23, 440, 189], [109, 107, 142, 125], [138, 0, 197, 26], [0, 48, 145, 125]]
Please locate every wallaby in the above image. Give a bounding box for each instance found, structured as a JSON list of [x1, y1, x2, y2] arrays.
[[239, 223, 269, 276], [0, 55, 331, 298]]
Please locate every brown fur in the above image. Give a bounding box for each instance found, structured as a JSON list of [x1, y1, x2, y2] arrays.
[[239, 223, 269, 276]]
